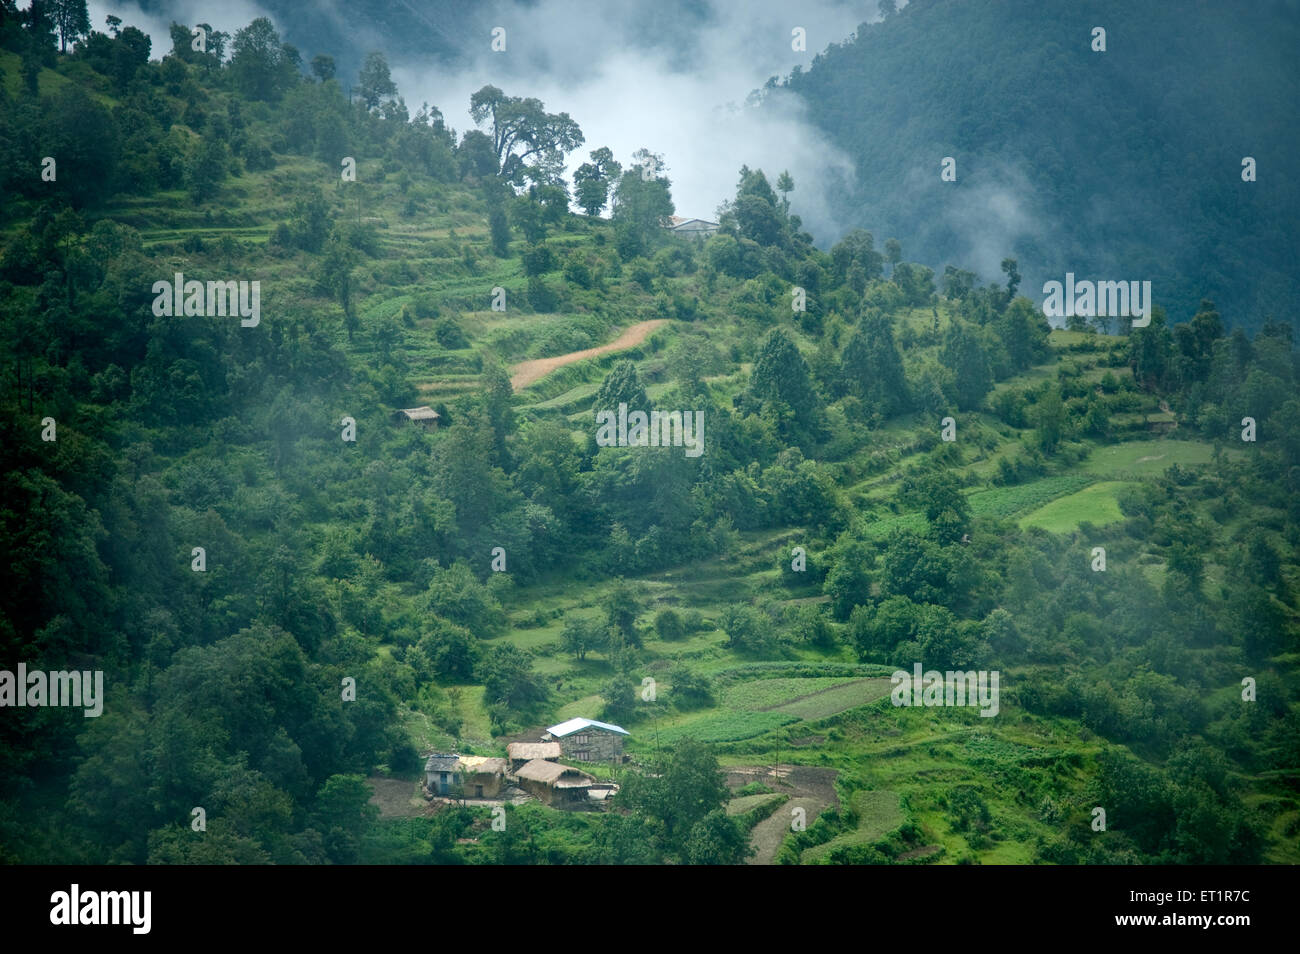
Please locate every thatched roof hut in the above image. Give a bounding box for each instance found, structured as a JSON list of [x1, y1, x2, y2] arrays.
[[506, 741, 562, 771], [513, 758, 596, 806]]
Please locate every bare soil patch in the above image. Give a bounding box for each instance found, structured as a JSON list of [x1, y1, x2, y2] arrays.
[[367, 776, 435, 819], [509, 319, 667, 391]]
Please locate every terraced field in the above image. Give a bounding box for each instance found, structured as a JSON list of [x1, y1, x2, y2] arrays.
[[860, 438, 1218, 542], [720, 677, 861, 711], [658, 676, 894, 745], [966, 474, 1097, 521], [864, 439, 1224, 542], [657, 710, 798, 745], [802, 790, 904, 863], [772, 679, 893, 720]]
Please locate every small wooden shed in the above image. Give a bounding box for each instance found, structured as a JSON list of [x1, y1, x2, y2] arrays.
[[393, 406, 441, 428]]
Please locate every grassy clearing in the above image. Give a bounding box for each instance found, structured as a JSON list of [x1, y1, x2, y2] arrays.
[[400, 706, 445, 753], [1081, 439, 1216, 478], [1018, 480, 1128, 533], [453, 686, 494, 747], [556, 694, 604, 721]]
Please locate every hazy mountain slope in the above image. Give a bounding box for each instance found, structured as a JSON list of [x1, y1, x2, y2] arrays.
[[780, 0, 1300, 329], [132, 0, 487, 76], [131, 0, 725, 82]]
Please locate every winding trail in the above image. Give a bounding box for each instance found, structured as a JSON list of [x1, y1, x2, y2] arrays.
[[509, 319, 668, 391]]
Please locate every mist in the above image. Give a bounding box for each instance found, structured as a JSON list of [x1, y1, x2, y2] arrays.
[[901, 157, 1048, 289], [386, 0, 886, 245], [81, 0, 901, 244], [86, 0, 274, 50]]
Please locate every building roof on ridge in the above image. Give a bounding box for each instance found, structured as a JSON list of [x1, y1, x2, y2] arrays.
[[546, 717, 629, 737]]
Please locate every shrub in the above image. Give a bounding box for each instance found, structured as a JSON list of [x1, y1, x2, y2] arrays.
[[563, 256, 594, 288], [522, 243, 556, 276], [668, 665, 714, 710], [655, 608, 686, 641], [527, 276, 559, 312], [434, 318, 470, 349]]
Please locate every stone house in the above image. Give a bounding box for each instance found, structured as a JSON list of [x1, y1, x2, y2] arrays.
[[544, 718, 629, 763]]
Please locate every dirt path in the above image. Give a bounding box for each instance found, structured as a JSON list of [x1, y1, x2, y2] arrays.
[[749, 796, 822, 865], [727, 765, 839, 865], [509, 319, 668, 391]]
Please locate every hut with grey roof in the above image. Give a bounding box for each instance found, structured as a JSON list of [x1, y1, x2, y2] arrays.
[[424, 753, 461, 796], [393, 406, 441, 428]]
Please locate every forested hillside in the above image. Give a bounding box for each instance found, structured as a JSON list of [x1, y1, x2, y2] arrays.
[[774, 0, 1300, 331], [0, 6, 1297, 866], [132, 0, 490, 79]]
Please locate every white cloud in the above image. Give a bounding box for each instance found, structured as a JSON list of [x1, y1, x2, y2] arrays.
[[392, 0, 887, 243], [85, 0, 277, 59], [83, 0, 894, 244]]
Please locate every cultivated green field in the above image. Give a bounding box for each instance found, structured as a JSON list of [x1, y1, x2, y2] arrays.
[[1018, 480, 1128, 533]]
